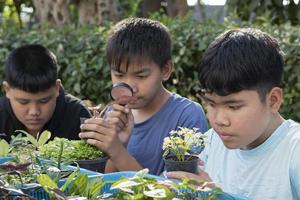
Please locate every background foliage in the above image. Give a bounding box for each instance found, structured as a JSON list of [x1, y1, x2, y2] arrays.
[[1, 15, 300, 120], [226, 0, 300, 25]]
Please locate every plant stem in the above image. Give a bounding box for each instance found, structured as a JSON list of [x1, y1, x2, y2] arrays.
[[57, 140, 64, 170]]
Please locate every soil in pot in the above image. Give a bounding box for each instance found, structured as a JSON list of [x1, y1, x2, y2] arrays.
[[163, 155, 199, 173], [73, 156, 108, 173]]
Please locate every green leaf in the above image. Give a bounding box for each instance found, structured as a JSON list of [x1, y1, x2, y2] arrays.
[[15, 130, 38, 148], [68, 174, 88, 196], [88, 178, 105, 199], [37, 130, 51, 147], [0, 139, 10, 156], [37, 174, 59, 194], [60, 169, 80, 192]]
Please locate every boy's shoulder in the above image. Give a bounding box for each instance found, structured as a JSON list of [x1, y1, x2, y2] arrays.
[[165, 93, 208, 131], [0, 96, 7, 111], [169, 93, 202, 108], [166, 93, 206, 117], [56, 89, 91, 116], [60, 89, 86, 107], [284, 119, 300, 143], [0, 96, 12, 116]]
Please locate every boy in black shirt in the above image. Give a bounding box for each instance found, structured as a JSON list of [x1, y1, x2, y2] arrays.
[[0, 44, 91, 141]]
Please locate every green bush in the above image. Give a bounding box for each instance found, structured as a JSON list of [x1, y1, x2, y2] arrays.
[[0, 17, 300, 121]]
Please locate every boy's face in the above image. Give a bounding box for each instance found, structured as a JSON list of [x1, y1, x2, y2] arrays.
[[202, 89, 282, 150], [110, 60, 172, 109], [3, 80, 60, 136]]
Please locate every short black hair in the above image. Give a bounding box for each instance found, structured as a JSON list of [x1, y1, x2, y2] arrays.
[[106, 17, 172, 71], [5, 44, 58, 93], [198, 28, 284, 101]]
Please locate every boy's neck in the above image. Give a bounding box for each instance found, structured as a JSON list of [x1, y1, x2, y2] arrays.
[[132, 88, 171, 124], [244, 113, 284, 150]]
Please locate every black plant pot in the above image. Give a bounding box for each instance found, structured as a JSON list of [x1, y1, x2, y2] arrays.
[[74, 156, 108, 173], [163, 155, 199, 173]]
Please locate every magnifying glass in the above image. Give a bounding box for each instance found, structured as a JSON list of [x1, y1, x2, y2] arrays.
[[110, 82, 137, 105]]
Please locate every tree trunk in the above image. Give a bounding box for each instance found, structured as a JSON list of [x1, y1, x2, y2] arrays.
[[140, 0, 162, 17], [32, 0, 70, 26], [166, 0, 189, 17], [78, 0, 98, 24], [96, 0, 120, 23]]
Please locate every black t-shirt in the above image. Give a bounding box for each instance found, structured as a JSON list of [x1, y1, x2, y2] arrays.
[[0, 89, 92, 141]]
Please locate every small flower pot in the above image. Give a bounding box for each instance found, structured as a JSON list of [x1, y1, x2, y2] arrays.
[[74, 156, 108, 173], [163, 155, 199, 173]]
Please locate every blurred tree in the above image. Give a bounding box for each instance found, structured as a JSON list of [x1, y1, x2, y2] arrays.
[[32, 0, 70, 26], [165, 0, 189, 17], [0, 0, 33, 27], [140, 0, 189, 17], [32, 0, 121, 26], [226, 0, 300, 25], [0, 0, 191, 26]]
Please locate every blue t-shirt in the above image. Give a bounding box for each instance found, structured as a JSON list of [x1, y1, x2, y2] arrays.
[[127, 93, 208, 175], [201, 119, 300, 200]]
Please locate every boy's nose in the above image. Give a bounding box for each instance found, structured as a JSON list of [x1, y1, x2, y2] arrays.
[[124, 81, 137, 93], [28, 105, 41, 116], [130, 85, 138, 93], [213, 110, 230, 127]]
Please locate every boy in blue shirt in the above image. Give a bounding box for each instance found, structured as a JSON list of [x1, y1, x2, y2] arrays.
[[79, 18, 208, 175], [167, 28, 300, 199]]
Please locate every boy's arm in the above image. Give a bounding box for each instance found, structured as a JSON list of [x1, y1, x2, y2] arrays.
[[105, 151, 143, 173]]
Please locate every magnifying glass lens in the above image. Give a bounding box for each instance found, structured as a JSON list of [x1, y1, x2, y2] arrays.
[[111, 82, 133, 100]]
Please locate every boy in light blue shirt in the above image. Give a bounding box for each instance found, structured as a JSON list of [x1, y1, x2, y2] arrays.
[[167, 28, 300, 199]]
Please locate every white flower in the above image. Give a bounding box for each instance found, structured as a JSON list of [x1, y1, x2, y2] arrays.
[[162, 127, 206, 161]]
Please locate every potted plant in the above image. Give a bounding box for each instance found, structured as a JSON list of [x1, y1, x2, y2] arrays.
[[162, 127, 206, 173], [39, 137, 108, 173]]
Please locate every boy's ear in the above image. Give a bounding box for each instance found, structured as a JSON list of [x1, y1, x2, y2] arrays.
[[2, 81, 10, 97], [162, 60, 173, 81], [268, 87, 283, 112], [55, 79, 61, 97]]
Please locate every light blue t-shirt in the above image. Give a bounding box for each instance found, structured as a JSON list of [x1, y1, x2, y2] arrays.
[[127, 93, 208, 175], [201, 119, 300, 200]]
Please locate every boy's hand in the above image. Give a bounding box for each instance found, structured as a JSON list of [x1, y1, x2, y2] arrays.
[[107, 103, 134, 145], [78, 103, 134, 158], [166, 170, 215, 187]]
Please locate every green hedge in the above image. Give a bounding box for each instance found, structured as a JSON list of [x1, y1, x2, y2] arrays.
[[1, 17, 300, 121]]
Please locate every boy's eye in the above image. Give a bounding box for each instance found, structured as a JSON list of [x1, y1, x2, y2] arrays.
[[39, 98, 51, 104], [228, 105, 241, 110], [18, 100, 29, 105], [137, 75, 148, 78], [206, 102, 215, 107]]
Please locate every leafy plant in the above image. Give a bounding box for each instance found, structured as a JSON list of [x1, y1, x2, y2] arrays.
[[39, 137, 104, 161], [37, 169, 104, 199], [99, 169, 177, 199], [177, 178, 223, 200], [162, 127, 206, 162], [99, 169, 222, 200]]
